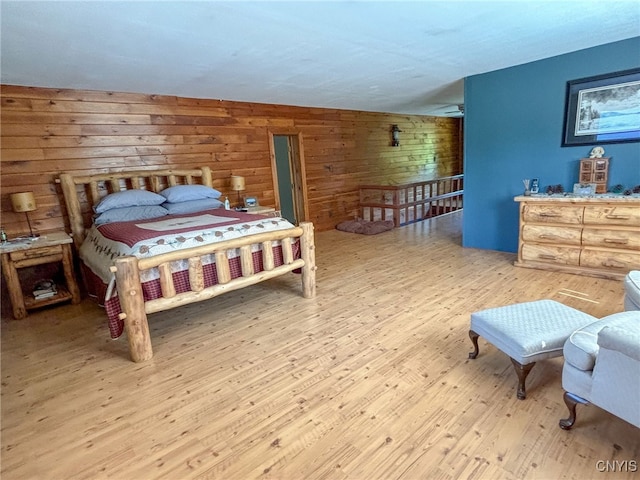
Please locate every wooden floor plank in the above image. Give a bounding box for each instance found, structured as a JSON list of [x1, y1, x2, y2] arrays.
[[2, 211, 638, 480]]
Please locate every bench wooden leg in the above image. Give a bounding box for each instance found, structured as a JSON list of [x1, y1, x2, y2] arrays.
[[510, 358, 535, 400], [468, 330, 480, 359]]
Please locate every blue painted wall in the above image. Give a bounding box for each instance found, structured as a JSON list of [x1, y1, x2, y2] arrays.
[[463, 37, 640, 253]]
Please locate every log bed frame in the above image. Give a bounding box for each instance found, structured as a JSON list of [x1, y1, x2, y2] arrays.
[[58, 167, 316, 362]]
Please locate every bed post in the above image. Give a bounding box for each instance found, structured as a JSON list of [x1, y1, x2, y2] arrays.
[[59, 173, 85, 246], [113, 256, 153, 362], [299, 222, 317, 298]]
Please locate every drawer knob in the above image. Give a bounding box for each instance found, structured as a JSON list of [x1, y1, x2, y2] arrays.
[[539, 213, 560, 217], [539, 254, 557, 260], [605, 214, 630, 220]]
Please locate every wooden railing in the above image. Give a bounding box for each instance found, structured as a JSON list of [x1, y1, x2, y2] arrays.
[[359, 175, 463, 227]]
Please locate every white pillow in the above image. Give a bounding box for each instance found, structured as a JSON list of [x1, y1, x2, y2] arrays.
[[160, 185, 222, 203], [163, 198, 224, 215], [94, 190, 165, 213]]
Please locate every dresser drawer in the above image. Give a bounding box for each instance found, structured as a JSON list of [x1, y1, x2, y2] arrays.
[[583, 206, 640, 226], [521, 244, 581, 266], [522, 205, 583, 224], [582, 228, 640, 250], [580, 248, 640, 271], [522, 224, 582, 245]]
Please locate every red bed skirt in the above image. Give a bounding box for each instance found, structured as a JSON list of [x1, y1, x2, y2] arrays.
[[83, 242, 300, 338]]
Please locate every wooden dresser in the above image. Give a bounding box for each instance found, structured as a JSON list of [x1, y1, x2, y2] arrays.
[[514, 195, 640, 280]]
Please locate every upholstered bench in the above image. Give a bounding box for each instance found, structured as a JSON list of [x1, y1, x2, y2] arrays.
[[469, 299, 596, 399]]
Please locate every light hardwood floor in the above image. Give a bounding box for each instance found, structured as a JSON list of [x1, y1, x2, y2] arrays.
[[2, 211, 638, 480]]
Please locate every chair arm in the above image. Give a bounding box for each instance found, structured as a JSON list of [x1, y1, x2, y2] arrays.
[[597, 318, 640, 362], [591, 315, 640, 428]]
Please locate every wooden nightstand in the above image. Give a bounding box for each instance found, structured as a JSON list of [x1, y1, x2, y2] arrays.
[[1, 231, 81, 319]]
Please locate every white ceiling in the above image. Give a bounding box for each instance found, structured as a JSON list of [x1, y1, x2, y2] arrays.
[[1, 1, 639, 117]]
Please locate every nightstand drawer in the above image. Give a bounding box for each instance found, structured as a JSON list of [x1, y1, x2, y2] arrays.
[[10, 245, 63, 262]]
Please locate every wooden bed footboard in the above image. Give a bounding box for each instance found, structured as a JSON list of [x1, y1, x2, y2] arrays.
[[111, 222, 316, 362]]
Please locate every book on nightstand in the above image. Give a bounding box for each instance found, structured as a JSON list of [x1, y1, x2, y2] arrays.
[[34, 290, 57, 300], [33, 280, 57, 300]]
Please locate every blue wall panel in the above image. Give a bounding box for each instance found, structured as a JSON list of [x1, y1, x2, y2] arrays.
[[463, 37, 640, 253]]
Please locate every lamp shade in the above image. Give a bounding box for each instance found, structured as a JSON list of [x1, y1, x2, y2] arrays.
[[230, 175, 246, 192], [10, 192, 37, 213]]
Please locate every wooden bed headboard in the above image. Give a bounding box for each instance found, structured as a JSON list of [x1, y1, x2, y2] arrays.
[[58, 166, 213, 247]]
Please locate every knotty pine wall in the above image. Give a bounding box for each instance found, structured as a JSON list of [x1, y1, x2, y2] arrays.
[[0, 85, 461, 236]]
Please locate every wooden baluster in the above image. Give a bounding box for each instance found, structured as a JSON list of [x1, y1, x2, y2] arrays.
[[158, 263, 176, 298], [262, 241, 275, 271], [393, 190, 400, 227], [282, 237, 294, 265], [151, 176, 161, 193], [89, 181, 100, 207], [188, 257, 204, 292], [240, 245, 254, 277], [215, 251, 231, 284]]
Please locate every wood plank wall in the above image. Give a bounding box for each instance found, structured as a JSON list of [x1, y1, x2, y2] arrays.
[[0, 85, 461, 235]]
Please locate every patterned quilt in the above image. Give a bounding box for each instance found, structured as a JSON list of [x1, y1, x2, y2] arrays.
[[79, 209, 300, 338]]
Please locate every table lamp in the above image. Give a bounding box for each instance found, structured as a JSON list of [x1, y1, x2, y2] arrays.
[[230, 175, 246, 207], [10, 191, 39, 238]]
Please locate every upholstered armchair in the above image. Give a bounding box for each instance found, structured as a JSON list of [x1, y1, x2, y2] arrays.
[[560, 311, 640, 429], [624, 271, 640, 311]]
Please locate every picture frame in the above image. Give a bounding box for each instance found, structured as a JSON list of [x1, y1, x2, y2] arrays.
[[573, 183, 597, 195], [561, 68, 640, 146], [244, 196, 258, 207]]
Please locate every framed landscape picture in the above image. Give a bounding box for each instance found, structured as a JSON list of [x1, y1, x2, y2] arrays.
[[562, 68, 640, 146]]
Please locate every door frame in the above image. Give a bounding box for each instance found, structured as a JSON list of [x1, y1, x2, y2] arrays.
[[268, 129, 310, 223]]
